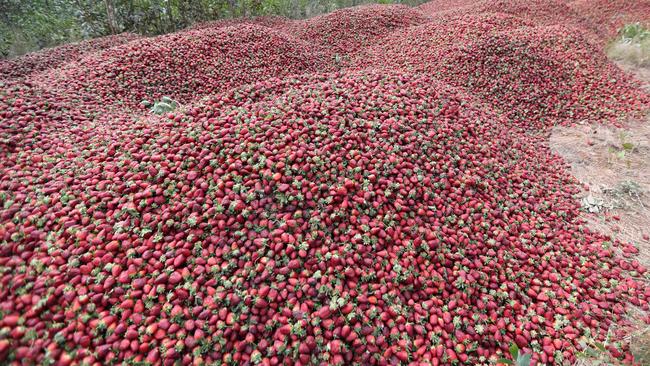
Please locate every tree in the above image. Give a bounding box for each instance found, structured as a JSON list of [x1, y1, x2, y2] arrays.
[[105, 0, 118, 33]]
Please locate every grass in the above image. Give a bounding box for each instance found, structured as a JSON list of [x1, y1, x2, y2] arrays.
[[607, 23, 650, 67]]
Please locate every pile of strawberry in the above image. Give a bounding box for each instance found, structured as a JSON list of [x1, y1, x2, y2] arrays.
[[2, 70, 648, 365], [416, 0, 478, 16], [41, 24, 333, 110], [191, 16, 299, 34], [359, 13, 647, 128], [569, 0, 650, 40], [0, 34, 139, 81], [293, 5, 428, 56], [1, 1, 649, 365], [418, 0, 650, 44]]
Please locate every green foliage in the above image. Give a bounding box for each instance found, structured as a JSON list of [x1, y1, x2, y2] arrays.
[[496, 344, 532, 366], [607, 23, 650, 66], [1, 0, 429, 58], [619, 23, 650, 43], [576, 333, 620, 366], [150, 96, 178, 115], [0, 0, 86, 57]]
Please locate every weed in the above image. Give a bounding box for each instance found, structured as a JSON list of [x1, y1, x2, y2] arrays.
[[608, 23, 650, 66]]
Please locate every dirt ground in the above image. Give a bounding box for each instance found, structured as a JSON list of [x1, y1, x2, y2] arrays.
[[550, 120, 650, 266], [550, 62, 650, 365]]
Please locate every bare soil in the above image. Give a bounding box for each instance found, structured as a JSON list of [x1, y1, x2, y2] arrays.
[[550, 121, 650, 266], [550, 62, 650, 365]]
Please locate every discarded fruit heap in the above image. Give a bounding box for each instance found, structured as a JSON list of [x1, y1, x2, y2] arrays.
[[0, 34, 139, 81], [43, 24, 333, 110], [1, 1, 650, 366], [1, 70, 649, 365], [293, 5, 428, 56], [358, 13, 647, 128]]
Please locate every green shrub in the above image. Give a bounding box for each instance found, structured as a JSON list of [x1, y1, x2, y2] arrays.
[[619, 23, 650, 43], [149, 96, 178, 115], [608, 23, 650, 67]]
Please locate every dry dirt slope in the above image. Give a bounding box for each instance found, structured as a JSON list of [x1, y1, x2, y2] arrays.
[[551, 62, 650, 365]]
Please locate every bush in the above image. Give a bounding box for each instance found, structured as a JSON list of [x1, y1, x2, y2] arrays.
[[619, 23, 650, 42], [608, 23, 650, 66]]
